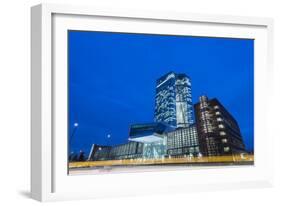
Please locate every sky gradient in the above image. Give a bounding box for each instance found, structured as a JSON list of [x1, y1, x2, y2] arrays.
[[68, 31, 254, 155]]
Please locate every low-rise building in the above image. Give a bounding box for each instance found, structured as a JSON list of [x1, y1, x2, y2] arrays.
[[166, 124, 200, 157]]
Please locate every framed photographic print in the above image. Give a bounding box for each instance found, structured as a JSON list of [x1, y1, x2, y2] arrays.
[[31, 3, 274, 201]]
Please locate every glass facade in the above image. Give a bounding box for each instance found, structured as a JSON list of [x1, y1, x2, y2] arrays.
[[88, 142, 144, 161], [88, 145, 112, 161], [88, 123, 201, 160], [142, 140, 166, 159], [129, 122, 173, 159], [154, 72, 193, 128], [166, 124, 200, 157], [108, 141, 143, 160], [129, 122, 172, 138]]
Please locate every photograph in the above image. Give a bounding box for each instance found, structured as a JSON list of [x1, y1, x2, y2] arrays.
[[67, 30, 254, 175]]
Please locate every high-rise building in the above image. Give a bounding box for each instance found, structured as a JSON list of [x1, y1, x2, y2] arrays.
[[154, 72, 193, 128], [194, 96, 246, 156]]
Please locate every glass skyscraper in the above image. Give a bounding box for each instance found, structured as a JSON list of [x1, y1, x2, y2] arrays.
[[154, 72, 193, 128]]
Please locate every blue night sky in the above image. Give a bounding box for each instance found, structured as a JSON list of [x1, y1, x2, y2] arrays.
[[68, 31, 254, 155]]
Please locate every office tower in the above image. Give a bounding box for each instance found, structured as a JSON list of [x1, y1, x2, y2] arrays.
[[155, 72, 193, 128], [194, 96, 246, 156]]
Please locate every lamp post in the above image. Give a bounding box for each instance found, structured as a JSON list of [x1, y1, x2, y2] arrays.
[[69, 122, 79, 150], [106, 134, 111, 146]]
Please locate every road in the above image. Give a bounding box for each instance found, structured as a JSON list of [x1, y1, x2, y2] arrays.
[[69, 160, 254, 175]]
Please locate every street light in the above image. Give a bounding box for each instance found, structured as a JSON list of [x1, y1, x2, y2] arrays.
[[106, 133, 111, 146], [68, 123, 79, 161], [69, 122, 79, 147]]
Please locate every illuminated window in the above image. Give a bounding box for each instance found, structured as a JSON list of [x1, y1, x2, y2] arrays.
[[222, 138, 228, 143], [224, 147, 230, 152], [214, 105, 219, 109], [217, 117, 223, 122], [218, 124, 224, 129], [220, 131, 226, 136], [215, 111, 220, 115]]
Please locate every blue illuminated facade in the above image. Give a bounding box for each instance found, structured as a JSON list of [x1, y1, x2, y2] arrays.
[[154, 72, 193, 128]]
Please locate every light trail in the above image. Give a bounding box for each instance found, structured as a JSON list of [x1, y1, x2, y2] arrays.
[[69, 155, 254, 169]]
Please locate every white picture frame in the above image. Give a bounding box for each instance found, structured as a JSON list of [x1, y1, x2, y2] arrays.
[[31, 3, 274, 202]]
